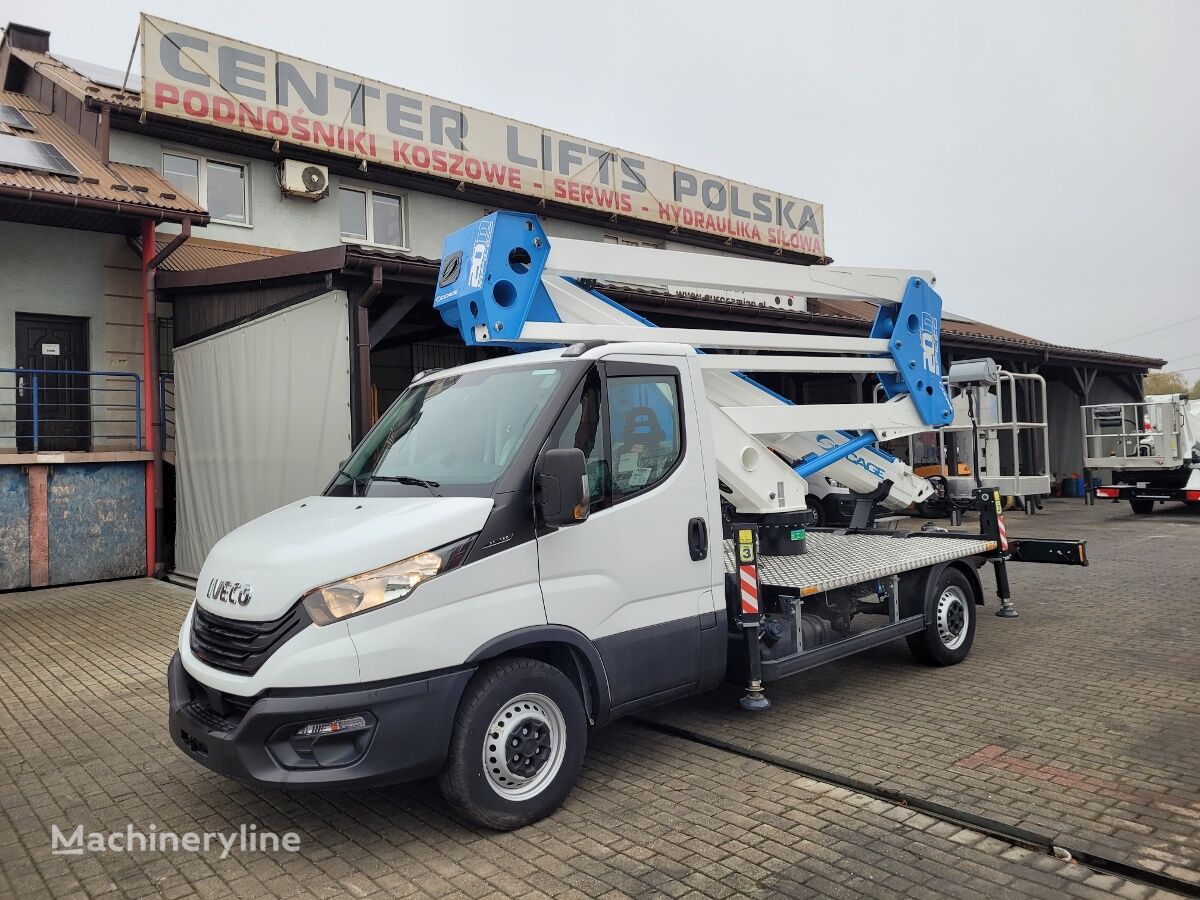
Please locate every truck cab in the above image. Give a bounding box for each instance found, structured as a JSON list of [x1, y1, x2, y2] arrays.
[[171, 342, 734, 827]]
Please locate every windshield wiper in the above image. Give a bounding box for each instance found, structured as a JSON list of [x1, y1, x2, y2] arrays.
[[335, 466, 369, 497], [368, 474, 442, 494]]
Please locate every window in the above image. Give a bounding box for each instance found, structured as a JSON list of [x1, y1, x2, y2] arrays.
[[205, 161, 247, 223], [162, 151, 249, 225], [608, 375, 682, 500], [157, 317, 173, 374], [340, 363, 564, 492], [551, 370, 609, 506], [603, 234, 664, 249], [162, 153, 198, 201], [339, 186, 407, 248], [549, 370, 683, 508]]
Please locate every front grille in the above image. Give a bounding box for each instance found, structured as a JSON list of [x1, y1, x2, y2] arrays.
[[190, 601, 310, 676], [185, 699, 237, 733]]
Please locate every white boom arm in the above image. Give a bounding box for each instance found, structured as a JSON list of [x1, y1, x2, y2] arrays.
[[542, 272, 935, 514], [434, 213, 950, 516]]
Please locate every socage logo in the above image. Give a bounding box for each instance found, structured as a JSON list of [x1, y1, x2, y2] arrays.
[[814, 432, 886, 480], [206, 578, 252, 606]]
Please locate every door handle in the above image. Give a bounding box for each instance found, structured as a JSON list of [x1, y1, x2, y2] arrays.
[[17, 375, 24, 400], [687, 517, 708, 561]]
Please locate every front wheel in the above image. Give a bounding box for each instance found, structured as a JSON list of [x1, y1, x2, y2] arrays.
[[907, 567, 977, 666], [438, 658, 587, 830], [1130, 497, 1155, 515]]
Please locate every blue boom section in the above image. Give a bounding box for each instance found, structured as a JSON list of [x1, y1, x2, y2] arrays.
[[433, 211, 953, 431], [433, 211, 560, 350], [870, 277, 954, 427]]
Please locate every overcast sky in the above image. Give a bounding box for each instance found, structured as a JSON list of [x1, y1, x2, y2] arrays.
[[10, 0, 1198, 376]]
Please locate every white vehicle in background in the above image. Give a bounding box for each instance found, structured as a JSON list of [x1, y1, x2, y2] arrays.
[[1085, 394, 1200, 513], [168, 212, 1086, 829]]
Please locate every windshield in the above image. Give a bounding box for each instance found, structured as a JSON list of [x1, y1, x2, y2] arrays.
[[333, 363, 566, 495]]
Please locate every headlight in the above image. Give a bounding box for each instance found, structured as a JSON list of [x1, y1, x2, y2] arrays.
[[301, 535, 475, 626]]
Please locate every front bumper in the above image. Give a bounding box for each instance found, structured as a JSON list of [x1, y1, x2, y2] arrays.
[[1098, 485, 1196, 503], [168, 652, 474, 788]]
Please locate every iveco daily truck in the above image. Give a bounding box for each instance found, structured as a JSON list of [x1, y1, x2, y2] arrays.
[[169, 212, 1085, 828]]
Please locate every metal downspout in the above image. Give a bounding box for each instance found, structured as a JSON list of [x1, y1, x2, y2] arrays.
[[355, 265, 384, 442]]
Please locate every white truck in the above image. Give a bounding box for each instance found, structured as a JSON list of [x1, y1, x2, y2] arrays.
[[1085, 393, 1200, 512], [169, 212, 1086, 829]]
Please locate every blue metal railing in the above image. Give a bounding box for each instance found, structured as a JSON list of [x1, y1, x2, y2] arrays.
[[159, 372, 175, 453], [0, 368, 143, 453]]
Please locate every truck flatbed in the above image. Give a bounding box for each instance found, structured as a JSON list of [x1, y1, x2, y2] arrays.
[[723, 531, 997, 596]]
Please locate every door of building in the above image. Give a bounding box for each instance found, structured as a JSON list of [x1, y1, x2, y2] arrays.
[[15, 313, 90, 452]]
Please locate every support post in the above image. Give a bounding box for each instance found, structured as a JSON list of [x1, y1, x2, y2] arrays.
[[733, 523, 770, 711], [991, 557, 1016, 618], [353, 266, 384, 442]]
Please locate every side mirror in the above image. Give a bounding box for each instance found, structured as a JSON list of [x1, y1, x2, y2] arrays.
[[537, 448, 590, 526]]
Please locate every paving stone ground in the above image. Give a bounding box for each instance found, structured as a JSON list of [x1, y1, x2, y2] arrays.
[[0, 499, 1194, 899], [649, 498, 1200, 888]]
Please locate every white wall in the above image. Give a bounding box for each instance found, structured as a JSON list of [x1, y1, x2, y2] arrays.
[[107, 128, 762, 262], [109, 130, 341, 251], [0, 221, 110, 373], [0, 221, 160, 449]]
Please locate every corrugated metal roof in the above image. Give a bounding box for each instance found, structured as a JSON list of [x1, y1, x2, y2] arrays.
[[0, 90, 206, 218], [156, 236, 291, 272], [808, 297, 1163, 368], [8, 47, 140, 109]]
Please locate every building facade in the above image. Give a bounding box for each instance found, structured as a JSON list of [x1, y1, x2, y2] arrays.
[[0, 20, 1162, 585]]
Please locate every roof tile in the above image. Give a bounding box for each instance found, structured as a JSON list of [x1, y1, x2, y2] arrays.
[[0, 90, 205, 218]]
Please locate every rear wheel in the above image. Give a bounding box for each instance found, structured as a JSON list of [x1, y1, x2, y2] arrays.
[[907, 567, 977, 666], [438, 658, 586, 830], [1130, 497, 1155, 515], [805, 495, 827, 527]]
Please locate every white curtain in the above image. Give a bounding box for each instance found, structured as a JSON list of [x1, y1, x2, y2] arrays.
[[174, 291, 352, 577]]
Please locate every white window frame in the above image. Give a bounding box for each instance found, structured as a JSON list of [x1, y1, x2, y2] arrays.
[[338, 183, 409, 251], [161, 149, 252, 228]]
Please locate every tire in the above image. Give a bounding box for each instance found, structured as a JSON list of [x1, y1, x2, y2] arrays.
[[438, 658, 587, 830], [1130, 497, 1155, 515], [805, 495, 827, 527], [907, 567, 977, 666]]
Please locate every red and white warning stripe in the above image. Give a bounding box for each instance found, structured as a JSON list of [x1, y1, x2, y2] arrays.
[[739, 564, 759, 615], [997, 515, 1009, 552]]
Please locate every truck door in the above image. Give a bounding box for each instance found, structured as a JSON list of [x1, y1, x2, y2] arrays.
[[536, 355, 720, 714]]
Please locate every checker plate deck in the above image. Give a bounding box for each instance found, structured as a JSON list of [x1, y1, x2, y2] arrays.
[[724, 531, 996, 595]]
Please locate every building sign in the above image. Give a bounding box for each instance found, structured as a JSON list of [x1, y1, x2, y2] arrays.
[[140, 15, 825, 256]]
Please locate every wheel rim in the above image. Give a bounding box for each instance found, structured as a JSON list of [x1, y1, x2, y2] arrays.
[[936, 586, 969, 650], [482, 692, 567, 800]]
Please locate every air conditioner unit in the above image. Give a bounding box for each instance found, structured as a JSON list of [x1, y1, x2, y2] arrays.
[[280, 160, 329, 199]]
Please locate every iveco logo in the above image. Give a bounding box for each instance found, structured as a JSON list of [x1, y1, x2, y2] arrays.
[[206, 578, 252, 606], [438, 251, 462, 287]]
